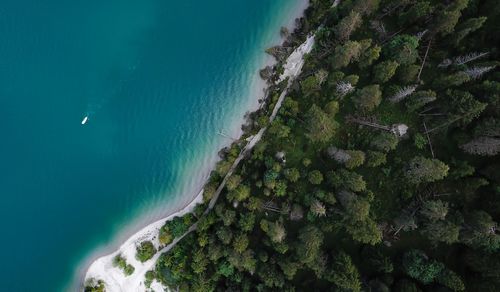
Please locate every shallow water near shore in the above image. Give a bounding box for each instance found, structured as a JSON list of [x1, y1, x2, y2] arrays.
[[0, 0, 305, 291]]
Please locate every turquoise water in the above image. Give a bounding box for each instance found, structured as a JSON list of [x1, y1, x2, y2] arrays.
[[0, 0, 303, 291]]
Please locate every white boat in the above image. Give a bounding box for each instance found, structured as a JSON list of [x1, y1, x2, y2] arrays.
[[81, 116, 88, 125]]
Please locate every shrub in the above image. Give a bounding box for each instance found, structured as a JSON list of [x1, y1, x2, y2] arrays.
[[136, 241, 157, 263], [112, 254, 135, 276]]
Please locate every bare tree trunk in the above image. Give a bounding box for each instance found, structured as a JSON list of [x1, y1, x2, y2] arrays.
[[425, 116, 462, 134], [422, 121, 435, 158], [418, 38, 432, 80]]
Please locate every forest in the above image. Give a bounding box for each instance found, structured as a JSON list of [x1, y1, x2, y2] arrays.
[[85, 0, 500, 291]]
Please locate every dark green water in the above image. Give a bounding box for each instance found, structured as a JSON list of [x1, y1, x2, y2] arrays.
[[0, 0, 304, 291]]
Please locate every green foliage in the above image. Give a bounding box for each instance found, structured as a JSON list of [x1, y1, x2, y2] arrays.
[[191, 248, 209, 274], [371, 132, 399, 152], [448, 159, 475, 179], [269, 120, 291, 139], [352, 0, 380, 16], [328, 169, 366, 192], [219, 208, 236, 226], [84, 279, 106, 292], [366, 249, 394, 273], [330, 41, 362, 69], [453, 16, 487, 44], [308, 169, 324, 185], [461, 210, 500, 252], [238, 212, 255, 232], [434, 71, 470, 88], [218, 261, 235, 277], [296, 225, 323, 265], [447, 90, 487, 126], [112, 254, 135, 276], [373, 60, 399, 83], [366, 150, 387, 167], [353, 84, 382, 111], [422, 220, 460, 245], [341, 192, 371, 222], [149, 2, 500, 290], [325, 100, 339, 116], [257, 263, 285, 288], [433, 0, 469, 36], [327, 251, 362, 292], [405, 90, 436, 112], [335, 11, 362, 42], [301, 75, 320, 96], [136, 241, 157, 263], [284, 168, 300, 182], [260, 220, 286, 243], [233, 233, 249, 253], [405, 156, 449, 185], [346, 218, 382, 245], [144, 270, 156, 288], [384, 35, 419, 65], [230, 184, 251, 202], [279, 259, 300, 280], [216, 226, 233, 245], [274, 180, 287, 197], [345, 150, 365, 169], [420, 200, 449, 222], [402, 249, 444, 284], [437, 269, 466, 291], [400, 1, 434, 24], [165, 215, 194, 238], [159, 225, 173, 246], [305, 104, 338, 143], [359, 45, 381, 68], [226, 174, 242, 191], [413, 133, 427, 150], [397, 64, 420, 84]]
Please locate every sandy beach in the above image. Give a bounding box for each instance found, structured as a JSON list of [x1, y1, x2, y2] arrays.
[[81, 1, 311, 291]]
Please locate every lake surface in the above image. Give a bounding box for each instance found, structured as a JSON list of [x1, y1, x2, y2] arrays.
[[0, 0, 303, 290]]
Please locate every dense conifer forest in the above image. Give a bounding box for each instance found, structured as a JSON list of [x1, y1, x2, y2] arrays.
[[85, 0, 500, 291]]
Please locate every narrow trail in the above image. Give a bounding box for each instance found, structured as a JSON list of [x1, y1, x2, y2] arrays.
[[153, 32, 318, 262]]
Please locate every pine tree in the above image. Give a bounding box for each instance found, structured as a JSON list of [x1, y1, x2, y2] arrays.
[[353, 84, 382, 111], [330, 41, 362, 69], [297, 225, 324, 265], [373, 60, 399, 83], [437, 269, 466, 291], [335, 11, 362, 42], [402, 249, 445, 284], [384, 34, 419, 65], [327, 251, 362, 292], [406, 156, 449, 185], [453, 16, 487, 44], [371, 131, 399, 152], [423, 220, 460, 245], [461, 211, 500, 252], [305, 104, 338, 143]]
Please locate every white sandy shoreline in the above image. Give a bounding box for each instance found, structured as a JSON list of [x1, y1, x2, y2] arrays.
[[78, 1, 310, 291], [84, 189, 204, 292]]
